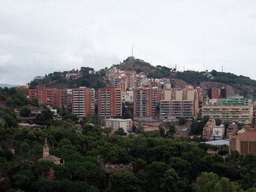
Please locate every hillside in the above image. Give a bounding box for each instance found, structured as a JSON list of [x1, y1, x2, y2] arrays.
[[29, 67, 106, 90], [28, 57, 256, 99], [175, 70, 256, 98]]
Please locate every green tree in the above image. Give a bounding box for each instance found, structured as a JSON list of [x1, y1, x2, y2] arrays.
[[166, 124, 176, 137], [158, 126, 165, 138], [161, 168, 187, 192], [215, 119, 221, 126], [193, 172, 219, 192], [115, 128, 127, 136], [34, 160, 55, 177], [212, 177, 239, 192], [20, 106, 31, 117], [12, 170, 35, 190], [110, 169, 138, 192]]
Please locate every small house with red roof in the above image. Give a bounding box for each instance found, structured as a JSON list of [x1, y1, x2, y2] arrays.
[[37, 139, 64, 179], [38, 138, 63, 165], [229, 126, 256, 155]]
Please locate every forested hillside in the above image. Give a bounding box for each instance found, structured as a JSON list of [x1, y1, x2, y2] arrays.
[[1, 111, 256, 191], [175, 70, 256, 98], [29, 67, 106, 90], [0, 87, 256, 191]]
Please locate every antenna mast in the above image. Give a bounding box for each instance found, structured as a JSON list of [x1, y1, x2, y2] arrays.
[[132, 45, 133, 56]]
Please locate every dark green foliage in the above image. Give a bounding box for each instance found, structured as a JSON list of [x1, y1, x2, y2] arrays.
[[175, 70, 256, 97], [176, 71, 209, 85], [0, 107, 18, 128], [178, 117, 186, 125], [20, 106, 31, 117], [190, 116, 210, 136], [29, 68, 106, 90], [36, 108, 54, 127], [2, 105, 256, 192], [0, 87, 37, 107], [109, 169, 138, 192], [115, 128, 127, 136], [215, 118, 222, 126]]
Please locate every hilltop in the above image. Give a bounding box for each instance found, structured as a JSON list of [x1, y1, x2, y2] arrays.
[[114, 56, 175, 78]]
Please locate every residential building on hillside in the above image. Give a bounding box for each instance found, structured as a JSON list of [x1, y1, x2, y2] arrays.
[[217, 94, 252, 106], [212, 124, 225, 140], [208, 88, 220, 99], [104, 118, 132, 132], [29, 86, 62, 107], [98, 87, 122, 118], [202, 119, 225, 140], [159, 87, 199, 121], [227, 123, 238, 138], [72, 87, 95, 118], [202, 119, 216, 140], [202, 105, 253, 124], [107, 67, 136, 90], [133, 87, 162, 121]]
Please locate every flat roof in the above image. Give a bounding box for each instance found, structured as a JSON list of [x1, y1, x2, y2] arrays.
[[201, 140, 229, 146]]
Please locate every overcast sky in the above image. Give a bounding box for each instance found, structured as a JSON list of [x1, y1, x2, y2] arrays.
[[1, 0, 256, 85]]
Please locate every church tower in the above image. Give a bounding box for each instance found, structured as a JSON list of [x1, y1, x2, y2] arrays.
[[43, 138, 49, 158]]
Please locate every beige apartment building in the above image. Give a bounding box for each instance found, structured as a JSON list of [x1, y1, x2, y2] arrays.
[[160, 87, 199, 121], [201, 105, 253, 124], [104, 118, 132, 132]]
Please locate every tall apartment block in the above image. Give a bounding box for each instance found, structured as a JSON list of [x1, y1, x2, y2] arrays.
[[133, 87, 162, 121], [159, 87, 199, 121], [29, 86, 57, 106], [208, 88, 220, 99], [98, 87, 122, 118], [29, 86, 71, 108], [72, 87, 95, 119]]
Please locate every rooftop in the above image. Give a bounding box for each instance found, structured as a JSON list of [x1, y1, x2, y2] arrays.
[[38, 155, 61, 162]]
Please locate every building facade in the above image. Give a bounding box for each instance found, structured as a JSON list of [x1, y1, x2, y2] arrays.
[[202, 105, 253, 124], [229, 127, 256, 155], [133, 87, 162, 121], [217, 94, 253, 106], [72, 87, 95, 118], [98, 87, 122, 118], [104, 118, 132, 132], [159, 87, 199, 121], [29, 86, 55, 106]]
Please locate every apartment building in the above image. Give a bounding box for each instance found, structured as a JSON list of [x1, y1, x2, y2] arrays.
[[29, 86, 60, 106], [98, 87, 122, 118], [104, 118, 132, 132], [202, 119, 216, 140], [72, 87, 95, 118], [133, 87, 162, 121], [107, 67, 136, 90], [227, 123, 238, 138], [202, 105, 253, 124], [217, 94, 253, 106], [208, 88, 220, 99], [159, 87, 199, 121]]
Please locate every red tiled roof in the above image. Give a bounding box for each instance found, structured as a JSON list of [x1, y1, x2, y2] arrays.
[[232, 130, 256, 139], [242, 125, 252, 129]]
